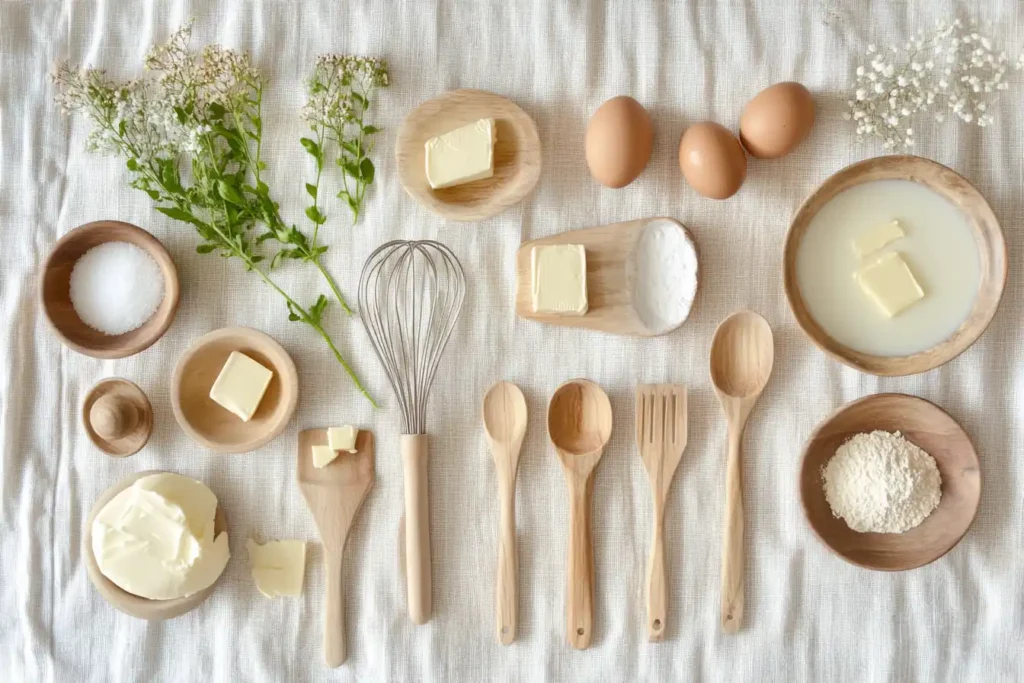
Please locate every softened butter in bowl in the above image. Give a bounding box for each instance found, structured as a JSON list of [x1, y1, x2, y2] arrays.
[[739, 82, 815, 159], [585, 95, 654, 188], [678, 122, 747, 200]]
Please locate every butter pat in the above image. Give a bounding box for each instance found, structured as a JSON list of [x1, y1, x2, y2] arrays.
[[246, 539, 306, 598], [855, 251, 924, 318], [852, 219, 906, 257], [91, 473, 230, 600], [209, 351, 274, 422], [531, 244, 588, 315], [425, 118, 496, 189], [311, 444, 338, 468], [327, 425, 359, 453]]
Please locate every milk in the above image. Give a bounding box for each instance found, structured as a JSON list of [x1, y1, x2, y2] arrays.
[[795, 179, 980, 357]]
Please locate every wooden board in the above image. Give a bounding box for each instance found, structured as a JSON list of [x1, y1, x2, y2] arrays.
[[515, 217, 698, 337], [395, 89, 541, 221]]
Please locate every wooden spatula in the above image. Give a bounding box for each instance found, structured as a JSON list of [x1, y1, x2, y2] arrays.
[[297, 429, 375, 667], [635, 384, 687, 641]]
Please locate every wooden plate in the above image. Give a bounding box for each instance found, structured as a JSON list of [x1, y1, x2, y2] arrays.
[[515, 217, 699, 337], [39, 220, 180, 359], [799, 393, 980, 571], [171, 326, 299, 454], [83, 470, 228, 620], [784, 155, 1006, 376], [395, 89, 541, 221]]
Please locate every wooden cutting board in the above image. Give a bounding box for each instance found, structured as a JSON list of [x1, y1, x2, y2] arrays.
[[514, 217, 699, 337]]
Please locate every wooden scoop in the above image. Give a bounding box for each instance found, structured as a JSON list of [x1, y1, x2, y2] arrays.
[[297, 429, 375, 667], [547, 379, 612, 650], [482, 381, 528, 645], [709, 311, 774, 633]]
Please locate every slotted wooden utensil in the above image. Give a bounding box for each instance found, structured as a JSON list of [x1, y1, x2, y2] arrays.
[[297, 429, 375, 667], [635, 384, 687, 641]]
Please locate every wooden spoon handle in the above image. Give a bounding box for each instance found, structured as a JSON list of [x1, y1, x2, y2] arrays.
[[646, 502, 667, 641], [496, 473, 517, 644], [566, 475, 594, 649], [401, 434, 432, 625], [324, 548, 346, 667], [721, 427, 744, 633]]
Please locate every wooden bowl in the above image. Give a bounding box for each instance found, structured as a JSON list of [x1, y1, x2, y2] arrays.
[[40, 220, 180, 359], [81, 378, 153, 457], [172, 327, 298, 454], [799, 393, 980, 571], [396, 89, 542, 221], [84, 470, 228, 620], [783, 155, 1006, 376]]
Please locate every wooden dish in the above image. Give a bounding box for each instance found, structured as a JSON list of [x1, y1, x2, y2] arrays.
[[171, 327, 299, 454], [784, 155, 1006, 376], [515, 217, 699, 336], [40, 220, 180, 359], [83, 470, 228, 620], [799, 393, 980, 571], [81, 378, 153, 457], [395, 89, 542, 221]]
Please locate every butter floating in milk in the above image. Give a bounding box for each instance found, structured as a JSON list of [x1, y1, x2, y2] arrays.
[[246, 538, 307, 598], [855, 251, 924, 318], [531, 244, 588, 316], [209, 350, 274, 422], [852, 219, 906, 257], [425, 118, 496, 189]]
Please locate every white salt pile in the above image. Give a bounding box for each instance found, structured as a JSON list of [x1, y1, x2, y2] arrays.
[[630, 219, 699, 334], [69, 241, 164, 335]]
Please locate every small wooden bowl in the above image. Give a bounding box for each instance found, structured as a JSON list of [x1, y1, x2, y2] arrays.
[[396, 89, 542, 221], [784, 155, 1007, 376], [81, 378, 153, 457], [799, 393, 980, 571], [40, 220, 180, 359], [171, 327, 298, 454], [84, 470, 228, 620]]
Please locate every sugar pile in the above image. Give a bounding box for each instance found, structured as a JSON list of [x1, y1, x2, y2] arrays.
[[70, 241, 164, 335], [630, 219, 699, 334]]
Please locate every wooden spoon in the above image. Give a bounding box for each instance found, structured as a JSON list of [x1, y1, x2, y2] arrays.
[[482, 381, 528, 645], [297, 429, 375, 667], [709, 311, 774, 634], [547, 379, 612, 650]]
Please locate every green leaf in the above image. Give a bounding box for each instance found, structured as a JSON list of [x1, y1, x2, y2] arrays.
[[359, 158, 375, 185], [155, 206, 199, 225], [217, 180, 245, 205], [209, 102, 226, 119], [362, 125, 380, 135], [173, 106, 188, 124], [300, 137, 320, 157], [196, 244, 217, 254], [118, 120, 127, 137], [288, 312, 301, 322], [351, 92, 368, 109], [345, 193, 359, 212], [256, 180, 269, 194], [146, 190, 160, 201], [126, 158, 138, 171], [336, 189, 349, 200], [257, 161, 267, 171], [341, 140, 360, 157], [305, 206, 326, 225], [305, 183, 317, 199], [342, 161, 361, 179]]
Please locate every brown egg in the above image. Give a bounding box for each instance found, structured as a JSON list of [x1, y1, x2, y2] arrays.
[[678, 122, 747, 200], [585, 96, 654, 188], [739, 82, 815, 159]]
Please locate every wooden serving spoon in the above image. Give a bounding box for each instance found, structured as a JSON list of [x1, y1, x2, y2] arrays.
[[710, 311, 774, 634], [547, 379, 612, 650], [482, 381, 528, 645]]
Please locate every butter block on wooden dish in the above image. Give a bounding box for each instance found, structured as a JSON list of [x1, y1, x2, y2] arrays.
[[327, 425, 359, 453], [209, 350, 274, 422], [855, 251, 924, 318], [311, 444, 338, 469], [531, 244, 589, 316], [425, 118, 496, 189]]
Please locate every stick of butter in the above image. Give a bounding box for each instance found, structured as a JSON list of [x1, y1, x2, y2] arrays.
[[246, 539, 306, 598], [855, 251, 924, 318], [425, 118, 496, 189], [327, 425, 359, 453], [311, 444, 339, 468], [531, 244, 589, 316], [852, 219, 905, 257], [209, 351, 274, 422]]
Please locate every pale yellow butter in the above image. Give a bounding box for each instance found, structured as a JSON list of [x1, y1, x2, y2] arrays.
[[327, 425, 359, 453], [855, 251, 924, 318], [209, 351, 274, 422], [311, 444, 338, 468], [246, 539, 306, 598], [425, 118, 496, 189], [531, 244, 588, 316], [852, 219, 905, 257]]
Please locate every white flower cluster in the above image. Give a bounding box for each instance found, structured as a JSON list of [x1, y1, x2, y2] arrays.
[[844, 19, 1018, 149], [301, 54, 389, 130]]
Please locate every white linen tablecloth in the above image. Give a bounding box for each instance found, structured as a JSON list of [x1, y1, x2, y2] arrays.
[[2, 1, 1023, 681]]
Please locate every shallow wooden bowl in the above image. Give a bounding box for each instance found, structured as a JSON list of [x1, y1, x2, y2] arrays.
[[799, 393, 980, 571], [783, 155, 1006, 376], [84, 470, 228, 620], [40, 220, 180, 359], [396, 89, 542, 221], [171, 326, 298, 454]]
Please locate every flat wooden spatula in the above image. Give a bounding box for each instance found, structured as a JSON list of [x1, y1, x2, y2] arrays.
[[297, 428, 375, 668]]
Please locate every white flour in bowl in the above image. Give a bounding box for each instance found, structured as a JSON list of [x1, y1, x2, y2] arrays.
[[630, 219, 698, 334]]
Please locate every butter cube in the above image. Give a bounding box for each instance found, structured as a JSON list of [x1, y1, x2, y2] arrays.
[[209, 351, 274, 422], [531, 244, 588, 316], [327, 425, 359, 453], [425, 118, 496, 189], [246, 539, 306, 598], [855, 251, 924, 318], [311, 444, 338, 469], [852, 219, 906, 257]]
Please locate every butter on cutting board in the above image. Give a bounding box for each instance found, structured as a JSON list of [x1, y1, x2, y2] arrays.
[[425, 118, 496, 189], [852, 219, 906, 257], [246, 539, 306, 598], [209, 350, 274, 422], [311, 444, 339, 469], [855, 251, 924, 318], [531, 244, 588, 316]]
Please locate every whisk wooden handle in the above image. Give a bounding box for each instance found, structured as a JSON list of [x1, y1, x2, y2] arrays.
[[402, 434, 432, 624]]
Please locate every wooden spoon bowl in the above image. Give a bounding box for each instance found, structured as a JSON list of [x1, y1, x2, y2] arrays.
[[40, 220, 180, 359], [799, 393, 980, 571]]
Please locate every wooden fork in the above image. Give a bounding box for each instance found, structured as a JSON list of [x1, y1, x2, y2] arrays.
[[635, 384, 688, 641]]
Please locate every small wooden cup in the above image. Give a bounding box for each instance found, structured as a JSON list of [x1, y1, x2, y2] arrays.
[[82, 378, 153, 457], [40, 220, 180, 359], [799, 393, 980, 571]]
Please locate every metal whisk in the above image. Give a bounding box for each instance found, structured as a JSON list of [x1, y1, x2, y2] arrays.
[[358, 239, 465, 625]]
